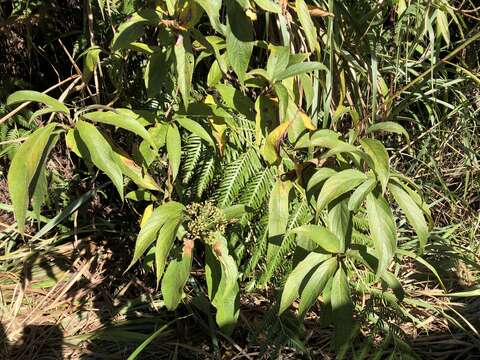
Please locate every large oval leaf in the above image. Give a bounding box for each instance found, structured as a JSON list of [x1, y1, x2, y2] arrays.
[[347, 177, 377, 211], [155, 220, 182, 287], [298, 257, 338, 316], [295, 0, 318, 52], [254, 0, 281, 13], [275, 62, 327, 81], [83, 110, 156, 149], [389, 182, 429, 255], [208, 234, 240, 335], [112, 9, 160, 51], [8, 123, 58, 234], [161, 241, 193, 310], [127, 202, 185, 270], [279, 252, 331, 314], [316, 169, 367, 212], [366, 121, 410, 143], [175, 116, 215, 146], [292, 225, 342, 253], [166, 123, 181, 181], [266, 179, 292, 263], [74, 121, 124, 199], [360, 139, 389, 193], [226, 0, 254, 83], [331, 266, 354, 352], [7, 90, 68, 114], [175, 33, 195, 109], [365, 192, 397, 276]]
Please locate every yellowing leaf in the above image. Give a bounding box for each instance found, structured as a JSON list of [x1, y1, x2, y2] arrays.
[[299, 110, 316, 130], [262, 120, 292, 164], [140, 204, 154, 227], [113, 149, 161, 191]]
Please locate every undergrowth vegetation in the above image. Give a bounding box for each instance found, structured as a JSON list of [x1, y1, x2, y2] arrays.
[[0, 0, 479, 358]]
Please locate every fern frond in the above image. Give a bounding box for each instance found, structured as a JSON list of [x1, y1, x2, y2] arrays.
[[239, 167, 275, 224], [192, 156, 217, 200], [215, 148, 261, 208], [243, 213, 269, 278], [182, 135, 203, 184]]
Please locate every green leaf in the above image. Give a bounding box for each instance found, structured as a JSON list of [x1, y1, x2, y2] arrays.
[[32, 166, 48, 221], [267, 45, 290, 80], [126, 322, 172, 360], [207, 59, 223, 87], [74, 121, 124, 199], [295, 129, 340, 149], [209, 234, 240, 334], [326, 197, 352, 251], [295, 0, 318, 51], [175, 116, 215, 146], [7, 123, 58, 234], [254, 0, 281, 13], [128, 202, 185, 270], [307, 168, 337, 193], [222, 204, 251, 220], [360, 139, 389, 193], [366, 121, 410, 143], [381, 271, 405, 301], [365, 192, 397, 276], [292, 225, 342, 253], [175, 33, 195, 109], [266, 179, 292, 263], [112, 9, 160, 51], [396, 249, 445, 290], [145, 50, 171, 97], [273, 82, 289, 121], [316, 169, 367, 212], [195, 0, 224, 34], [161, 242, 193, 310], [166, 123, 182, 181], [331, 266, 354, 352], [155, 221, 182, 286], [275, 62, 327, 81], [7, 90, 69, 114], [83, 46, 101, 82], [82, 110, 156, 149], [215, 83, 255, 120], [262, 120, 292, 164], [389, 182, 429, 255], [436, 10, 450, 45], [348, 177, 377, 211], [279, 252, 331, 314], [126, 190, 158, 202], [113, 150, 161, 191], [298, 257, 338, 316], [226, 0, 254, 83]]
